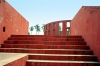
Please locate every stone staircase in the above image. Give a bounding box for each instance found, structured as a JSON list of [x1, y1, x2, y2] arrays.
[[0, 35, 100, 66]]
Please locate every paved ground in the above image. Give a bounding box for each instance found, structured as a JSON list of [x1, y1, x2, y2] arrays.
[[0, 52, 28, 66]]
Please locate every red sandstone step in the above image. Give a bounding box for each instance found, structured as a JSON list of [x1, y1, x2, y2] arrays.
[[28, 54, 98, 61], [8, 37, 84, 41], [26, 60, 100, 66], [4, 40, 86, 45], [1, 44, 89, 50], [2, 43, 86, 45], [0, 48, 93, 55], [11, 35, 82, 38], [1, 35, 100, 66]]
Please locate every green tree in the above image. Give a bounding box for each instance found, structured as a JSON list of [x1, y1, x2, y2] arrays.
[[28, 32, 30, 35], [29, 26, 34, 35], [41, 24, 45, 32], [67, 29, 70, 35], [59, 25, 61, 35], [34, 24, 40, 35], [59, 25, 61, 31]]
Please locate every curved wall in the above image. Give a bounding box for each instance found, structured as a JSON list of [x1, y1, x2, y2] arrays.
[[44, 6, 100, 61], [44, 20, 71, 36]]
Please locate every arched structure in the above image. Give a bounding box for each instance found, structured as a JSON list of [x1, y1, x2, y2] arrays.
[[44, 6, 100, 61], [44, 20, 71, 36]]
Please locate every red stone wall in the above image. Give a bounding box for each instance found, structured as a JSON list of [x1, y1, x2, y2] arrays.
[[44, 20, 71, 36], [5, 55, 28, 66], [0, 0, 29, 44], [71, 6, 100, 61]]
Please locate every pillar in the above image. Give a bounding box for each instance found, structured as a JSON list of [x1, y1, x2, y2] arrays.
[[62, 21, 66, 36], [55, 22, 59, 36]]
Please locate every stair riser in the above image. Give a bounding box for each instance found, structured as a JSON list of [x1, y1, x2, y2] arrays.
[[0, 49, 93, 55], [4, 41, 86, 45], [26, 62, 100, 66], [11, 35, 82, 38], [29, 55, 98, 61], [3, 43, 86, 45], [1, 44, 89, 50], [8, 38, 84, 41], [1, 35, 99, 66]]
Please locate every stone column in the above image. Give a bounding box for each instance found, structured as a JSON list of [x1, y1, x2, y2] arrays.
[[55, 22, 59, 36], [62, 21, 66, 36]]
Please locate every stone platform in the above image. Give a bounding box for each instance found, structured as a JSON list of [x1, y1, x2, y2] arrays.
[[0, 52, 28, 66]]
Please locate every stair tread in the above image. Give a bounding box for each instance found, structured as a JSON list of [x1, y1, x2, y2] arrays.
[[9, 38, 83, 39], [29, 53, 95, 56], [27, 60, 100, 64], [11, 35, 82, 37], [6, 40, 84, 42], [2, 44, 87, 46], [1, 35, 100, 65], [0, 48, 91, 51]]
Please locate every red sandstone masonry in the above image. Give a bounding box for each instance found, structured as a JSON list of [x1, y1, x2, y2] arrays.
[[11, 35, 82, 38], [29, 55, 98, 61], [71, 6, 100, 61], [4, 40, 86, 44], [0, 48, 93, 55], [7, 37, 84, 41], [1, 44, 90, 49], [0, 35, 100, 66], [4, 55, 28, 66], [44, 20, 71, 36], [0, 0, 29, 44], [26, 62, 100, 66]]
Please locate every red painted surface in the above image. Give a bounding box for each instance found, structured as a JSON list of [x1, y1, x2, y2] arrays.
[[26, 62, 99, 66], [44, 20, 71, 36], [0, 35, 100, 66], [0, 0, 100, 65], [29, 55, 97, 61], [0, 0, 29, 44], [71, 6, 100, 61], [5, 55, 28, 66]]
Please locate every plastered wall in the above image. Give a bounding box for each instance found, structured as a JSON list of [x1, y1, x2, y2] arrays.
[[71, 6, 100, 61], [0, 0, 29, 44]]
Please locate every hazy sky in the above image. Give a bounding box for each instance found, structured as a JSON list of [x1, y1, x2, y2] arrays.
[[6, 0, 100, 35]]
